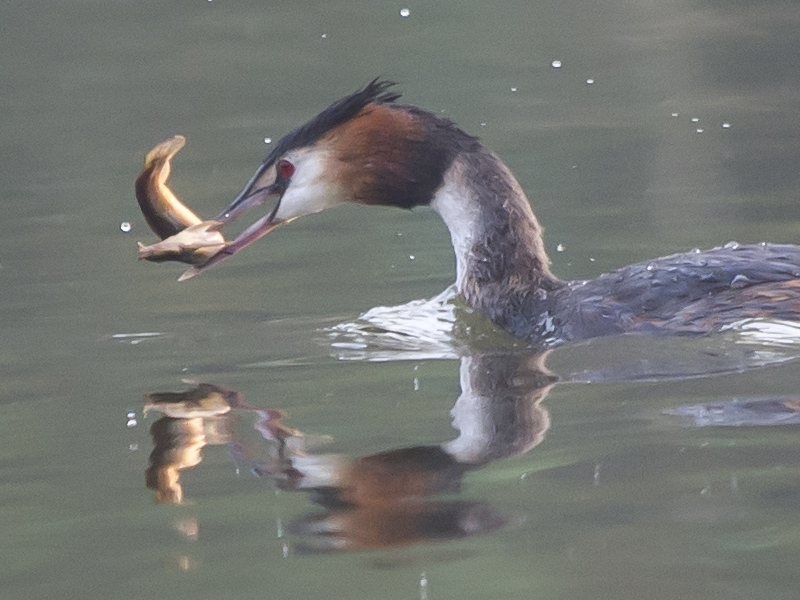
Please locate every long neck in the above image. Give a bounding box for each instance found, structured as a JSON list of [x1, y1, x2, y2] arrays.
[[431, 148, 561, 328]]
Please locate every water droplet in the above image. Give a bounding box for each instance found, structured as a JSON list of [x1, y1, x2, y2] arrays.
[[646, 263, 656, 271], [399, 7, 410, 17], [551, 60, 562, 68], [129, 443, 138, 451], [586, 78, 594, 85], [671, 112, 679, 117], [264, 137, 272, 144], [722, 122, 731, 129], [126, 418, 137, 428], [589, 257, 596, 262], [691, 117, 699, 123], [723, 241, 740, 249], [696, 128, 704, 133], [510, 87, 517, 92], [691, 248, 701, 253], [320, 33, 327, 38], [480, 122, 486, 127], [556, 243, 565, 252], [120, 221, 131, 232], [409, 255, 415, 260]]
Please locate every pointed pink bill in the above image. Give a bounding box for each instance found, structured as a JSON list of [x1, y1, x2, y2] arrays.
[[178, 214, 285, 281]]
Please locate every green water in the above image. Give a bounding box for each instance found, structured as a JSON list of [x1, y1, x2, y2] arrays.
[[4, 1, 800, 598]]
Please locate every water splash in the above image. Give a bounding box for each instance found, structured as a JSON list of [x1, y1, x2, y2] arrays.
[[327, 287, 462, 361]]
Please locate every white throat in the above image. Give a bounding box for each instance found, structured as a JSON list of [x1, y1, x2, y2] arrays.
[[430, 159, 481, 292]]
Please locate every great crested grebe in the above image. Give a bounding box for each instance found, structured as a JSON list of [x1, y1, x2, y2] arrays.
[[179, 79, 800, 346]]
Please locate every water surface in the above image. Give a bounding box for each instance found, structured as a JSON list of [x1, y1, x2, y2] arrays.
[[4, 1, 800, 598]]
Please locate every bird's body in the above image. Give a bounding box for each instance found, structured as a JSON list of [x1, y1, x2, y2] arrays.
[[149, 80, 800, 347]]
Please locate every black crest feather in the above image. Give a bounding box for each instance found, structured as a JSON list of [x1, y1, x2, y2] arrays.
[[262, 78, 400, 167]]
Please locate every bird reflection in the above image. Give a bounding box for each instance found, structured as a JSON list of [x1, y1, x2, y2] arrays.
[[143, 350, 556, 551]]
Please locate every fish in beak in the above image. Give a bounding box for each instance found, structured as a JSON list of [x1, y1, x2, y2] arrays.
[[135, 135, 226, 266], [178, 158, 295, 280]]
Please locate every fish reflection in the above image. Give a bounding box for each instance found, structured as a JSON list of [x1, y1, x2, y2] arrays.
[[143, 350, 555, 552], [145, 383, 298, 503]]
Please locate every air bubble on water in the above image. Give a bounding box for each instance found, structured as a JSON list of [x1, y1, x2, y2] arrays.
[[589, 257, 595, 262], [696, 128, 704, 133], [722, 122, 731, 129], [691, 117, 699, 123], [120, 222, 132, 233], [551, 60, 562, 68], [586, 78, 594, 85], [556, 243, 565, 252], [321, 33, 327, 38], [511, 87, 517, 92], [671, 112, 679, 117], [399, 8, 410, 17], [723, 241, 740, 249], [264, 137, 272, 144], [409, 255, 415, 260], [646, 263, 656, 271], [480, 122, 486, 127], [413, 377, 420, 391]]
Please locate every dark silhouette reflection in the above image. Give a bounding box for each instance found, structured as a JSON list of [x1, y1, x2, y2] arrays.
[[144, 350, 556, 551], [668, 396, 800, 427]]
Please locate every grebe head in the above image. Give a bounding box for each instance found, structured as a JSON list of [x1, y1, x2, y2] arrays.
[[192, 79, 478, 275]]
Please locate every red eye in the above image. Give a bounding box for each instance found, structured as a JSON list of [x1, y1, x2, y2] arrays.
[[277, 159, 295, 179]]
